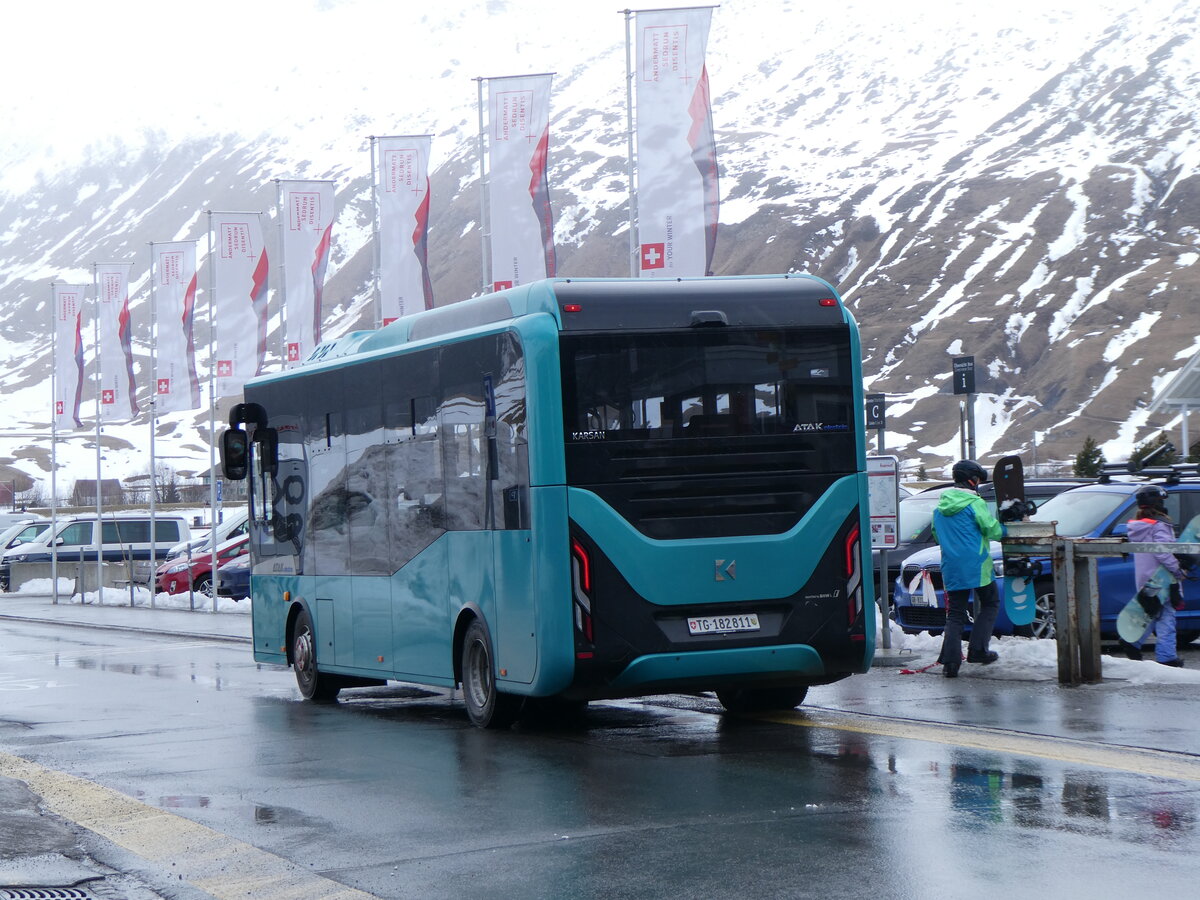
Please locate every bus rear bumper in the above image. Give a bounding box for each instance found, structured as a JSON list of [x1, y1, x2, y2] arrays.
[[607, 644, 828, 692]]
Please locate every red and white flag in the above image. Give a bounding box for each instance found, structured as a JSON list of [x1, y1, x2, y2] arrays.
[[277, 180, 334, 365], [94, 262, 139, 422], [151, 242, 200, 412], [52, 284, 87, 430], [210, 213, 269, 396], [634, 7, 719, 278], [375, 135, 433, 324], [487, 74, 555, 291]]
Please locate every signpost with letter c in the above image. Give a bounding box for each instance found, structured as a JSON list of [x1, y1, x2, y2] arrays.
[[866, 393, 886, 453]]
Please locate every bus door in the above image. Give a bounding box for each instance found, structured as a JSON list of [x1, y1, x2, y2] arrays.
[[440, 338, 537, 684], [344, 399, 394, 673]]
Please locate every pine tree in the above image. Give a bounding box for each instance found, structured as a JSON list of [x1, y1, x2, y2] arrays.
[[1073, 436, 1105, 477]]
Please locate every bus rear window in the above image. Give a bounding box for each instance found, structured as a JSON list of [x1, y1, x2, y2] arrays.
[[560, 327, 853, 441]]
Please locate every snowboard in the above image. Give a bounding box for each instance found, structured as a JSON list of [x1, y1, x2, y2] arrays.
[[994, 455, 1037, 626], [1116, 514, 1199, 644]]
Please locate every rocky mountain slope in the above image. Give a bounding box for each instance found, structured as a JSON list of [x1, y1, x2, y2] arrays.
[[0, 0, 1196, 493]]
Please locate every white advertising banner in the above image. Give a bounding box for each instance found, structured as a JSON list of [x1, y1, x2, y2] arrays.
[[278, 180, 334, 365], [375, 135, 433, 323], [53, 284, 88, 430], [94, 262, 139, 422], [151, 242, 200, 413], [487, 74, 555, 291], [634, 6, 719, 278], [211, 212, 269, 397]]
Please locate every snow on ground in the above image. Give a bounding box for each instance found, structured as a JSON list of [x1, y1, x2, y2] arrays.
[[876, 608, 1200, 684], [14, 578, 250, 614]]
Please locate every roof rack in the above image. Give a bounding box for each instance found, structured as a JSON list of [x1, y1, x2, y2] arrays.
[[1098, 461, 1200, 485]]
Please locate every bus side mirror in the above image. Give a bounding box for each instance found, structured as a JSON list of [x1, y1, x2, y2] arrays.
[[221, 429, 250, 480]]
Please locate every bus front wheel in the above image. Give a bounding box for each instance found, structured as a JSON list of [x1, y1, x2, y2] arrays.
[[293, 607, 341, 702], [716, 685, 808, 713], [461, 619, 523, 729]]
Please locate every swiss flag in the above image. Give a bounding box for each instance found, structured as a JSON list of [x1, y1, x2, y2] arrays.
[[640, 243, 666, 270], [55, 401, 64, 415], [217, 360, 233, 377], [101, 390, 115, 405], [157, 378, 171, 395], [287, 342, 301, 362], [493, 281, 514, 292]]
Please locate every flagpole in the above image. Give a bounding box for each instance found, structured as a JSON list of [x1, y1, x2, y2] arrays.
[[369, 136, 382, 329], [148, 243, 158, 609], [274, 180, 288, 368], [92, 264, 102, 603], [207, 217, 219, 612], [624, 9, 638, 278], [475, 76, 489, 295], [49, 283, 59, 606]]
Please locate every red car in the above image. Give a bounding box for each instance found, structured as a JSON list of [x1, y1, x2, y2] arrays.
[[155, 534, 249, 597]]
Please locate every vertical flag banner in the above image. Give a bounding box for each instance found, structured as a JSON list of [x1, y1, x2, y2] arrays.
[[211, 213, 270, 396], [375, 135, 433, 323], [53, 284, 87, 429], [486, 74, 556, 291], [278, 180, 335, 365], [151, 242, 201, 412], [95, 262, 139, 421], [634, 6, 719, 277]]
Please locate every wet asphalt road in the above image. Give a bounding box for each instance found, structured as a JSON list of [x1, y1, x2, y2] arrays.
[[0, 618, 1197, 899]]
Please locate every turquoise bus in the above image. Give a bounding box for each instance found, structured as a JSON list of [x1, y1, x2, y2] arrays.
[[221, 276, 874, 727]]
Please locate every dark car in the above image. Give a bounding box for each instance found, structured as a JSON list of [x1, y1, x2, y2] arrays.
[[215, 551, 250, 601], [893, 478, 1200, 641]]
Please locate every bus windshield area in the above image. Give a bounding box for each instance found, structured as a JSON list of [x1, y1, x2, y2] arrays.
[[560, 327, 853, 443]]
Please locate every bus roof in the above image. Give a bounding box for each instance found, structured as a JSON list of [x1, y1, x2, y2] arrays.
[[300, 274, 848, 369]]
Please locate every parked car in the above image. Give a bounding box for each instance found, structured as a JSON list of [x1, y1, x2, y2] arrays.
[[215, 552, 251, 601], [167, 507, 249, 558], [0, 520, 50, 590], [155, 534, 250, 598], [1, 514, 191, 592], [892, 478, 1200, 641]]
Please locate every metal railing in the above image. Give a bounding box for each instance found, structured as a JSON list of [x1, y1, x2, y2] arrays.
[[1002, 522, 1200, 684]]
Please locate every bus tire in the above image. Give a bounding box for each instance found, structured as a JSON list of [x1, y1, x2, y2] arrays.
[[461, 619, 522, 729], [292, 607, 341, 702], [716, 685, 808, 713]]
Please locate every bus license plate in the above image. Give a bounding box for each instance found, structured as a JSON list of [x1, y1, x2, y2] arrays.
[[687, 613, 761, 635]]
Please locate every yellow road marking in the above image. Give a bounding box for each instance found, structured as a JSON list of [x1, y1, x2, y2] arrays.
[[0, 753, 380, 900], [759, 707, 1200, 782]]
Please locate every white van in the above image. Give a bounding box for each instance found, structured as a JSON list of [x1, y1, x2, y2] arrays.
[[0, 514, 191, 591]]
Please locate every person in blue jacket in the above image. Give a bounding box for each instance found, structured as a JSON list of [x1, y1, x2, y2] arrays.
[[933, 460, 1007, 677]]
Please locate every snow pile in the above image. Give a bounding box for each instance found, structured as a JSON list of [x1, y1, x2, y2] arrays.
[[14, 578, 250, 614], [876, 608, 1200, 683]]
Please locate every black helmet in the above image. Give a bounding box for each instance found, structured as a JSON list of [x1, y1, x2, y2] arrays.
[[1135, 484, 1168, 512], [952, 459, 987, 486]]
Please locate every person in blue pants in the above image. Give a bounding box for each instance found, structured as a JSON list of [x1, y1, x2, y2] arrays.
[[933, 460, 1007, 678]]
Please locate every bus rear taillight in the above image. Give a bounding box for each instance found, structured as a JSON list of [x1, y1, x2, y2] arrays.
[[570, 538, 594, 644], [844, 524, 864, 626]]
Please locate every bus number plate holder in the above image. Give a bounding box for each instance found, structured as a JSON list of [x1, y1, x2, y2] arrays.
[[687, 613, 761, 635]]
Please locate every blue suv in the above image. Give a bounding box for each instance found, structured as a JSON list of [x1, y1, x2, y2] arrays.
[[892, 478, 1200, 641]]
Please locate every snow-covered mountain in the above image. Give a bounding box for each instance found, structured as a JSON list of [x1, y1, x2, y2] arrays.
[[1, 0, 1197, 495]]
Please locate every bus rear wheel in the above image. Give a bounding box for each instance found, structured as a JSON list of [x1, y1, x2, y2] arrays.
[[293, 607, 341, 702], [461, 619, 522, 729], [716, 685, 808, 713]]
